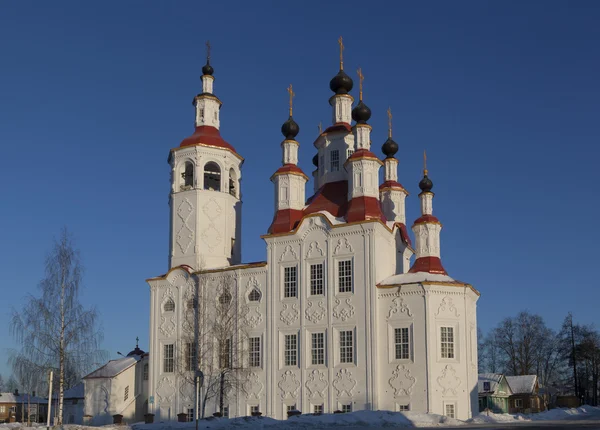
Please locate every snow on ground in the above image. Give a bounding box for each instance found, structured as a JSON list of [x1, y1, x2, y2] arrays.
[[2, 407, 600, 429]]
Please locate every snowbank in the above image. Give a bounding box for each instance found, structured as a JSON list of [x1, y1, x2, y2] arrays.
[[469, 405, 600, 424]]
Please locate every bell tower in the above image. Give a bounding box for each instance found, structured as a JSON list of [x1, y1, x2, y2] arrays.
[[167, 42, 243, 270]]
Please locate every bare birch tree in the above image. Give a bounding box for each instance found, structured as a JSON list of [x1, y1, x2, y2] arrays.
[[9, 228, 106, 425]]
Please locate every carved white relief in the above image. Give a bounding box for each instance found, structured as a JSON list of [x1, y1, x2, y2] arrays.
[[245, 276, 261, 296], [201, 224, 222, 250], [278, 370, 300, 399], [245, 372, 264, 399], [179, 382, 194, 404], [156, 376, 176, 404], [176, 199, 195, 254], [333, 298, 355, 321], [435, 296, 460, 318], [305, 369, 327, 398], [279, 303, 299, 325], [161, 287, 175, 312], [305, 241, 325, 259], [389, 365, 416, 397], [437, 364, 461, 395], [334, 237, 354, 255], [202, 198, 222, 220], [279, 244, 299, 262], [159, 316, 176, 337], [305, 300, 326, 324], [417, 227, 429, 256], [387, 297, 413, 320], [243, 305, 263, 329], [333, 368, 356, 397]]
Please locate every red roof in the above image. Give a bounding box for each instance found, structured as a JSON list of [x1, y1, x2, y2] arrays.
[[394, 223, 413, 247], [304, 180, 348, 218], [268, 209, 304, 235], [179, 126, 238, 153], [413, 214, 441, 225], [272, 164, 308, 178], [380, 180, 407, 191], [409, 256, 448, 275], [347, 148, 379, 162], [346, 196, 387, 224], [313, 122, 352, 147]]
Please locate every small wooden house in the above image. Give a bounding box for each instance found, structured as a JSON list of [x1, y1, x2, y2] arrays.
[[506, 375, 542, 413], [478, 373, 512, 413]]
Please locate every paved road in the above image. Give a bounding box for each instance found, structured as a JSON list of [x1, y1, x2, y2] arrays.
[[308, 422, 600, 430]]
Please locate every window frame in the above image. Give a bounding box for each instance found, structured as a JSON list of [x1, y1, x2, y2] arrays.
[[283, 333, 298, 367], [185, 342, 196, 371], [313, 404, 324, 414], [163, 344, 174, 373], [341, 403, 352, 413], [440, 325, 457, 360], [163, 299, 175, 313], [143, 363, 149, 380], [444, 402, 456, 418], [336, 258, 353, 294], [330, 149, 340, 172], [124, 385, 129, 401], [282, 265, 298, 299], [249, 336, 261, 368], [309, 262, 325, 296], [310, 331, 326, 366], [515, 398, 523, 408], [394, 326, 411, 361], [339, 329, 354, 364]]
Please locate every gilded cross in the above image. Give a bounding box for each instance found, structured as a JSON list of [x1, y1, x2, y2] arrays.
[[287, 84, 295, 116], [357, 68, 364, 100], [338, 36, 344, 70], [206, 40, 211, 62], [387, 107, 393, 138]]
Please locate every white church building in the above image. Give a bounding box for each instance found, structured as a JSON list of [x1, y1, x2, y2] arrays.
[[145, 44, 480, 421]]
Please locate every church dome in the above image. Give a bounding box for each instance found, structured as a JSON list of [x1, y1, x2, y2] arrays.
[[202, 61, 214, 76], [281, 116, 300, 140], [382, 137, 398, 158], [126, 346, 145, 357], [419, 174, 433, 193], [329, 69, 354, 95], [352, 100, 371, 124]]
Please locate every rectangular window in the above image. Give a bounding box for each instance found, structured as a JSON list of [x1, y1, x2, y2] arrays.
[[285, 334, 298, 366], [250, 405, 260, 415], [483, 381, 491, 391], [395, 327, 410, 360], [311, 332, 325, 365], [187, 408, 194, 422], [338, 260, 353, 293], [1, 405, 5, 413], [223, 406, 229, 418], [330, 150, 340, 172], [347, 149, 354, 159], [249, 336, 261, 367], [186, 342, 196, 371], [310, 263, 324, 295], [445, 403, 455, 418], [441, 327, 455, 359], [398, 404, 410, 411], [163, 344, 174, 373], [515, 399, 523, 408], [287, 404, 296, 412], [313, 404, 324, 414], [284, 266, 297, 298], [340, 330, 354, 363], [124, 385, 129, 401], [143, 363, 149, 380], [342, 403, 352, 413], [219, 338, 232, 369]]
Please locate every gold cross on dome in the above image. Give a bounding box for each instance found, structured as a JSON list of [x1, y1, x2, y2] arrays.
[[287, 84, 295, 116], [338, 36, 344, 70], [423, 150, 428, 175], [206, 40, 211, 61], [357, 68, 364, 100], [387, 106, 393, 138]]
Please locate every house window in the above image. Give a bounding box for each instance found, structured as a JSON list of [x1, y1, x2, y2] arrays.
[[313, 404, 324, 414], [311, 332, 325, 365], [250, 405, 260, 415], [342, 403, 352, 413], [249, 337, 261, 367], [203, 162, 221, 191], [398, 404, 410, 411], [330, 150, 340, 172], [347, 149, 354, 159], [515, 399, 523, 408], [223, 406, 229, 418], [187, 408, 194, 422], [186, 342, 196, 371], [219, 338, 232, 369], [248, 288, 261, 302], [445, 403, 456, 418], [0, 406, 5, 413], [483, 381, 491, 391], [338, 260, 352, 293], [310, 263, 324, 296], [124, 385, 129, 401], [284, 334, 298, 366], [340, 330, 354, 363], [164, 299, 175, 312], [143, 363, 149, 380], [163, 344, 174, 372], [441, 327, 455, 359], [287, 404, 296, 413], [395, 327, 410, 360], [284, 266, 297, 298]]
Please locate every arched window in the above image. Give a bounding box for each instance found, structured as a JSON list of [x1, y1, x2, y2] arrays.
[[219, 290, 232, 305], [229, 168, 237, 197], [204, 162, 221, 191], [248, 288, 261, 302], [181, 161, 194, 189], [164, 299, 175, 312]]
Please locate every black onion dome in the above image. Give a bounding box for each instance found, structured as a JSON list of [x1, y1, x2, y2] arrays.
[[352, 100, 372, 124], [419, 174, 433, 193], [202, 60, 214, 76], [127, 346, 145, 357], [312, 154, 319, 167], [381, 137, 398, 158], [329, 69, 354, 95], [281, 116, 300, 140]]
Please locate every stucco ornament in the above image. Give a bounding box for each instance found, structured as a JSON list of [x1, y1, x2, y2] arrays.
[[201, 224, 222, 251], [176, 198, 195, 253], [245, 276, 261, 298], [387, 297, 413, 320], [245, 372, 264, 399], [435, 296, 460, 318], [278, 370, 300, 399], [243, 305, 263, 329], [279, 303, 299, 325], [389, 365, 416, 396], [333, 298, 355, 321], [334, 237, 354, 255], [279, 244, 299, 262], [437, 364, 461, 395], [305, 369, 327, 398], [333, 368, 356, 397], [179, 382, 194, 404], [305, 300, 326, 324], [157, 376, 176, 404], [159, 316, 176, 337], [305, 241, 325, 258], [202, 198, 222, 219]]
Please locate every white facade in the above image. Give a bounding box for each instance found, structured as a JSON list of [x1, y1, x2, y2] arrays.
[[146, 58, 479, 421]]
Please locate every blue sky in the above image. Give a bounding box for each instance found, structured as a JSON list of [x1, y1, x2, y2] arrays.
[[1, 1, 599, 379]]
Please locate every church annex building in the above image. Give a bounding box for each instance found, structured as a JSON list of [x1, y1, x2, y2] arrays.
[[145, 42, 480, 421]]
